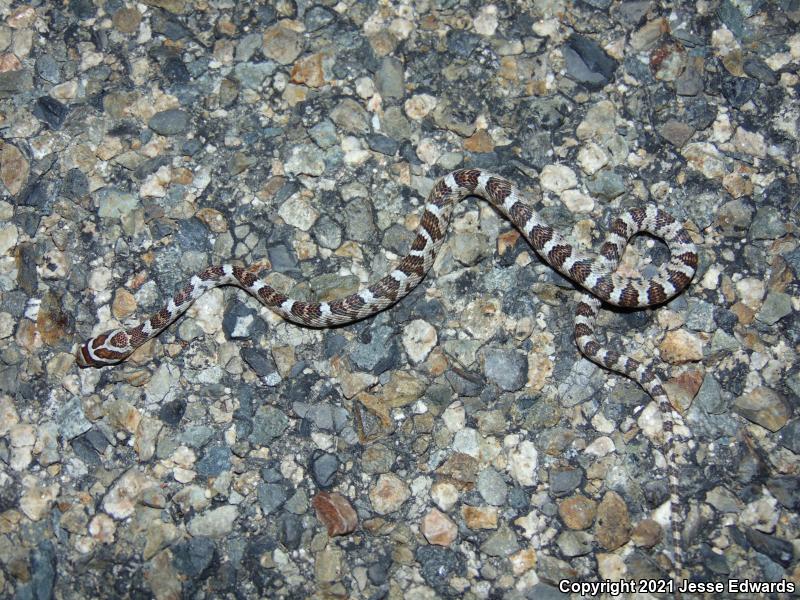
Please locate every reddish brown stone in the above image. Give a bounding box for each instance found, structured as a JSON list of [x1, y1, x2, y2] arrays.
[[312, 491, 358, 537]]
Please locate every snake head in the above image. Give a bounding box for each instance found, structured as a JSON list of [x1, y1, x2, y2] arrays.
[[75, 329, 131, 368]]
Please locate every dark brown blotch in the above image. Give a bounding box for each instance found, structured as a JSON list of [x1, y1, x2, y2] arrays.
[[667, 269, 691, 289], [619, 283, 640, 307], [677, 251, 698, 269], [399, 255, 425, 277], [610, 218, 628, 238], [594, 277, 613, 300], [509, 202, 532, 230], [238, 270, 257, 287], [420, 210, 443, 242], [91, 334, 108, 349], [200, 265, 224, 280], [530, 225, 553, 250], [329, 300, 348, 316], [647, 281, 667, 304], [547, 244, 572, 268], [600, 242, 620, 261], [95, 347, 124, 361], [110, 331, 128, 347], [485, 177, 512, 205], [629, 208, 646, 227], [655, 210, 674, 228], [129, 324, 148, 346], [411, 234, 428, 251], [583, 340, 601, 356], [290, 301, 307, 317], [569, 260, 592, 283], [429, 178, 452, 206], [346, 295, 366, 311], [173, 286, 191, 306], [453, 169, 480, 190]]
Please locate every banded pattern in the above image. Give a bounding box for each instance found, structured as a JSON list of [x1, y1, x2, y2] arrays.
[[76, 169, 698, 576]]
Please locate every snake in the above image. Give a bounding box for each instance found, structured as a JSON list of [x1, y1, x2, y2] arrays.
[[76, 168, 698, 576]]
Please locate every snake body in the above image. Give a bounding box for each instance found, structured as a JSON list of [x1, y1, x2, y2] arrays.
[[77, 168, 697, 574]]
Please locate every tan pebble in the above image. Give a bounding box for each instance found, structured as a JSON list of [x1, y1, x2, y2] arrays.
[[0, 142, 29, 195], [291, 52, 327, 88], [196, 207, 228, 233], [420, 508, 458, 546], [112, 7, 141, 34], [112, 288, 137, 319], [88, 513, 116, 544], [461, 505, 498, 530], [430, 481, 459, 511], [463, 130, 494, 153], [734, 387, 790, 432], [509, 547, 537, 575], [262, 23, 303, 64], [659, 329, 704, 363], [369, 474, 410, 515], [0, 53, 21, 72], [596, 491, 631, 551], [7, 6, 36, 28], [559, 495, 597, 530], [630, 519, 662, 548]]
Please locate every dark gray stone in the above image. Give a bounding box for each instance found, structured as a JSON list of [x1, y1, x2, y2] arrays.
[[35, 55, 60, 83], [766, 476, 799, 510], [179, 425, 215, 448], [33, 96, 69, 129], [721, 76, 759, 107], [241, 348, 280, 383], [172, 536, 215, 577], [366, 134, 399, 156], [446, 29, 481, 58], [445, 369, 484, 397], [70, 434, 101, 466], [196, 444, 232, 477], [222, 299, 266, 340], [743, 57, 778, 85], [310, 451, 339, 488], [64, 168, 89, 199], [30, 540, 56, 600], [257, 482, 288, 514], [744, 528, 794, 567], [159, 399, 186, 426], [57, 397, 92, 440], [376, 56, 404, 99], [249, 406, 288, 446], [550, 467, 583, 496], [367, 554, 392, 586], [0, 70, 33, 98], [175, 218, 211, 251], [416, 546, 466, 595], [277, 513, 303, 549], [148, 109, 190, 135], [477, 467, 508, 506], [778, 420, 800, 454], [563, 35, 617, 90], [348, 324, 399, 374], [587, 170, 626, 200]]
